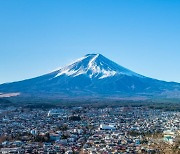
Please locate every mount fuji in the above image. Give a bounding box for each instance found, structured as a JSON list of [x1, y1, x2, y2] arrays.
[[0, 53, 180, 99]]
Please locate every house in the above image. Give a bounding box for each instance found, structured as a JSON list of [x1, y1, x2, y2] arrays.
[[163, 130, 175, 144]]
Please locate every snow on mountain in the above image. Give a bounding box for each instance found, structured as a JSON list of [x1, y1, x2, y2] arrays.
[[54, 54, 143, 79], [0, 53, 180, 99]]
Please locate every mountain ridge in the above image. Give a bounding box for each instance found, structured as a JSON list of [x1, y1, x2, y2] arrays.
[[0, 53, 180, 99]]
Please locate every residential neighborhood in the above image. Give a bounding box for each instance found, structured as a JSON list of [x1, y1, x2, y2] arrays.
[[0, 106, 179, 153]]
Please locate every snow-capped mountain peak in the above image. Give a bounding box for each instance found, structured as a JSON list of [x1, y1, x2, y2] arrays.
[[1, 53, 180, 99], [54, 53, 142, 79]]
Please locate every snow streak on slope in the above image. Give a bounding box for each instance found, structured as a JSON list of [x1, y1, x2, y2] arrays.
[[54, 54, 143, 79]]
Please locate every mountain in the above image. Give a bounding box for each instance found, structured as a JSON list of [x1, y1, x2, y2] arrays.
[[0, 53, 180, 99]]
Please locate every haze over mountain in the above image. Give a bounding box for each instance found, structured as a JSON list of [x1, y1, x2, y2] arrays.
[[0, 54, 180, 99]]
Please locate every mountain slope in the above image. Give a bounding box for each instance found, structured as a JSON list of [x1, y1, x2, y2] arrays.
[[0, 54, 180, 99]]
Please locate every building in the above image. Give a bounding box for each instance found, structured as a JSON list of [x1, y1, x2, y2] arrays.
[[99, 124, 116, 130]]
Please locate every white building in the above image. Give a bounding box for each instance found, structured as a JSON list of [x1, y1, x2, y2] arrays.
[[48, 109, 65, 117], [99, 124, 116, 130]]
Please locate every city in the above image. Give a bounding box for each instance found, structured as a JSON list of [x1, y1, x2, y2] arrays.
[[0, 105, 179, 153]]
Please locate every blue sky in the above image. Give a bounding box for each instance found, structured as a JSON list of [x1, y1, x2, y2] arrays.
[[0, 0, 180, 83]]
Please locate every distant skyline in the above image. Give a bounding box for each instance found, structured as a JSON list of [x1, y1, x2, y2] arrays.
[[0, 0, 180, 83]]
